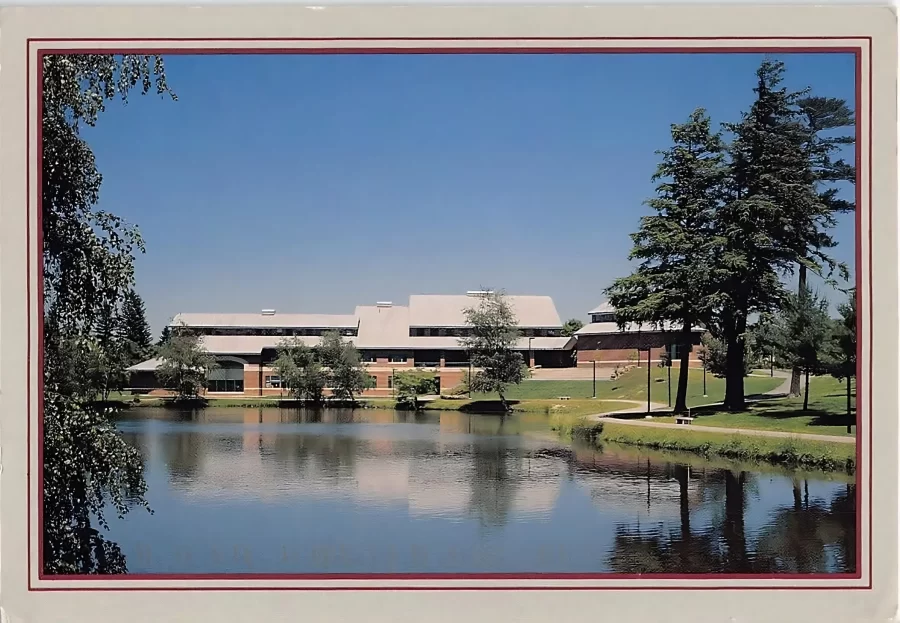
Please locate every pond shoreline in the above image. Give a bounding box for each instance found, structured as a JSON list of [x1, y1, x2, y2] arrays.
[[563, 420, 855, 474]]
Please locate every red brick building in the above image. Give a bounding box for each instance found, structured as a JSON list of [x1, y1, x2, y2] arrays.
[[573, 302, 705, 369], [128, 292, 577, 399]]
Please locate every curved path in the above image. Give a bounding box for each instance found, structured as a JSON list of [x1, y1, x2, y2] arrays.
[[588, 370, 854, 444]]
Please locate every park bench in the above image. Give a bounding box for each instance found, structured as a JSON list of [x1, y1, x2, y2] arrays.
[[675, 416, 694, 425]]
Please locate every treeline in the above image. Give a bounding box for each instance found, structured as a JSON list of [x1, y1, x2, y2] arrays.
[[606, 59, 856, 415], [48, 288, 155, 404]]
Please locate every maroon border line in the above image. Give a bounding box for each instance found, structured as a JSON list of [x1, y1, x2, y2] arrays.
[[27, 36, 873, 592]]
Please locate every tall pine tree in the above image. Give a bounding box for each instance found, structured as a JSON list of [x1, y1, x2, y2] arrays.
[[712, 59, 835, 410], [786, 96, 855, 395], [119, 289, 153, 366], [606, 108, 727, 413]]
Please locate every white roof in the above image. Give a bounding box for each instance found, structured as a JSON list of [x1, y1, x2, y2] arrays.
[[575, 321, 704, 335], [353, 304, 412, 348], [406, 335, 574, 351], [200, 335, 325, 354], [408, 294, 562, 328], [588, 302, 616, 314], [171, 312, 358, 329], [127, 357, 163, 372]]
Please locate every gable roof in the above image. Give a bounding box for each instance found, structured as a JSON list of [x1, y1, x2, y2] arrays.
[[408, 294, 562, 328], [171, 312, 358, 329]]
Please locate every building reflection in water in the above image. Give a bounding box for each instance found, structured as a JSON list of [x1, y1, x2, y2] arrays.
[[117, 407, 856, 574]]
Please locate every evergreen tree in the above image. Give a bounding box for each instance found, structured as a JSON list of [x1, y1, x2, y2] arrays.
[[605, 109, 727, 413], [769, 287, 832, 411], [561, 318, 584, 337], [786, 96, 855, 395], [119, 289, 153, 365], [157, 323, 172, 348], [826, 289, 857, 425], [712, 59, 835, 411]]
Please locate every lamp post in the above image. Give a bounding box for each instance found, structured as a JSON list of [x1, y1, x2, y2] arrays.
[[592, 360, 596, 399], [528, 337, 534, 369], [703, 359, 708, 398], [468, 358, 473, 399], [646, 348, 651, 414]]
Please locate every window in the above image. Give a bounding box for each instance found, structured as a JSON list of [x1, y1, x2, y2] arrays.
[[388, 354, 407, 363], [669, 343, 691, 360], [207, 360, 245, 393], [361, 352, 378, 363], [591, 313, 616, 324], [368, 375, 378, 388], [387, 376, 393, 389], [265, 375, 282, 389]]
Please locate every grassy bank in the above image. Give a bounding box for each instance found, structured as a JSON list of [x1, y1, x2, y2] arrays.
[[651, 376, 856, 437], [471, 367, 782, 407], [554, 418, 855, 473]]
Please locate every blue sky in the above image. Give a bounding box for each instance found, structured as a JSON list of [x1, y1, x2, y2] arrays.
[[83, 52, 857, 336]]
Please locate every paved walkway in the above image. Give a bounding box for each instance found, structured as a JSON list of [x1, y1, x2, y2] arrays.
[[593, 415, 855, 444], [588, 370, 854, 444]]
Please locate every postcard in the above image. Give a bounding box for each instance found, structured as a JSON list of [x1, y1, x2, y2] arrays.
[[0, 4, 896, 622]]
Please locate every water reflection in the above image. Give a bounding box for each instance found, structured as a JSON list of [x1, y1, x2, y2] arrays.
[[109, 407, 856, 575]]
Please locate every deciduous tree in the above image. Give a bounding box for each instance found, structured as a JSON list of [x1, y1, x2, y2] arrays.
[[274, 337, 326, 403], [319, 331, 373, 404], [156, 325, 216, 401], [42, 53, 175, 574], [393, 370, 438, 411], [459, 290, 530, 412]]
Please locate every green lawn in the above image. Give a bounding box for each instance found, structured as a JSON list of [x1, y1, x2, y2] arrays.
[[472, 366, 782, 407], [597, 420, 855, 472], [653, 376, 856, 438]]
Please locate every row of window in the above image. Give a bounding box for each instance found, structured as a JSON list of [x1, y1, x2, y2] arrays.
[[408, 328, 561, 338], [590, 313, 616, 324], [186, 327, 359, 338], [258, 374, 438, 392]]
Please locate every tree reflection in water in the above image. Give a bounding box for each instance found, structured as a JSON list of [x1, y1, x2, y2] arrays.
[[606, 462, 856, 574]]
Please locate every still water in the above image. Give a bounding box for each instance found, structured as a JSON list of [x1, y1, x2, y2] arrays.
[[108, 407, 856, 575]]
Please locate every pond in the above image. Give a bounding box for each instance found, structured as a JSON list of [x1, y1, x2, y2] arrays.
[[107, 407, 856, 575]]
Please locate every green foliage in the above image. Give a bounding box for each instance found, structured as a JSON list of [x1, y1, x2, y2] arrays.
[[157, 324, 172, 349], [827, 289, 857, 382], [156, 325, 216, 400], [393, 370, 438, 410], [459, 290, 529, 411], [769, 288, 832, 376], [698, 332, 751, 378], [41, 53, 175, 574], [274, 337, 326, 403], [119, 289, 154, 366], [319, 331, 374, 403], [561, 318, 584, 337]]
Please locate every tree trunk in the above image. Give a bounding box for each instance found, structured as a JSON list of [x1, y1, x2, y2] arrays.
[[723, 471, 749, 572], [789, 265, 807, 397], [803, 368, 810, 411], [499, 391, 509, 413], [723, 335, 746, 411], [846, 376, 853, 433], [673, 324, 692, 414]]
